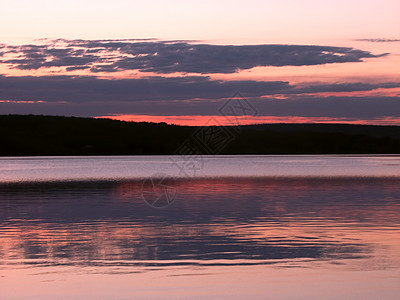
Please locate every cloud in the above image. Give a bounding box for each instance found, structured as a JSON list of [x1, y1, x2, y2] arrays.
[[0, 74, 292, 102], [0, 75, 399, 121], [286, 82, 400, 94], [65, 66, 91, 71], [356, 38, 400, 43], [1, 74, 400, 103], [0, 39, 387, 74]]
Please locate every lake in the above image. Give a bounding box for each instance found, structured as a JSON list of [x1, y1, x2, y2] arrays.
[[0, 156, 399, 299]]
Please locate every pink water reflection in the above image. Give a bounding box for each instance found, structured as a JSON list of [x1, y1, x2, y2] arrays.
[[0, 176, 399, 299]]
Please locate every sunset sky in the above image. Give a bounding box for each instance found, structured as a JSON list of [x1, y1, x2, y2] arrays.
[[1, 0, 399, 125]]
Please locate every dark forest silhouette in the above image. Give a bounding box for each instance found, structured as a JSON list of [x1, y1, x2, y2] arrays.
[[0, 115, 399, 156]]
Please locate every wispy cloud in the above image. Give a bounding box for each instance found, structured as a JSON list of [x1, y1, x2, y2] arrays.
[[356, 38, 400, 43]]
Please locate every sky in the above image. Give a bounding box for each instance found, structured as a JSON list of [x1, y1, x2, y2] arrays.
[[0, 0, 399, 125]]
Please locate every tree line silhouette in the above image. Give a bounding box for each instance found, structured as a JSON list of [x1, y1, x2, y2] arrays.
[[0, 115, 399, 156]]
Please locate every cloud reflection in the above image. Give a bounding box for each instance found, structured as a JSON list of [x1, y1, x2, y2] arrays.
[[1, 177, 399, 272]]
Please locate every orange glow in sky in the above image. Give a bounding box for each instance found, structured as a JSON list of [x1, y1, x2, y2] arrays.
[[97, 115, 400, 126]]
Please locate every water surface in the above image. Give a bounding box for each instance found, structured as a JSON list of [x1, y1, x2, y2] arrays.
[[0, 156, 399, 299]]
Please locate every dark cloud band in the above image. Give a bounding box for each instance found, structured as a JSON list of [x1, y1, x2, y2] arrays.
[[0, 39, 387, 74], [0, 74, 399, 121], [2, 74, 400, 103]]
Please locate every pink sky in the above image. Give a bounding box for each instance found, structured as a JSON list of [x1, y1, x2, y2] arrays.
[[0, 0, 399, 125]]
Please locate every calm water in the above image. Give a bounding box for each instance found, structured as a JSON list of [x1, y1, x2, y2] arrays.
[[0, 156, 399, 299]]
